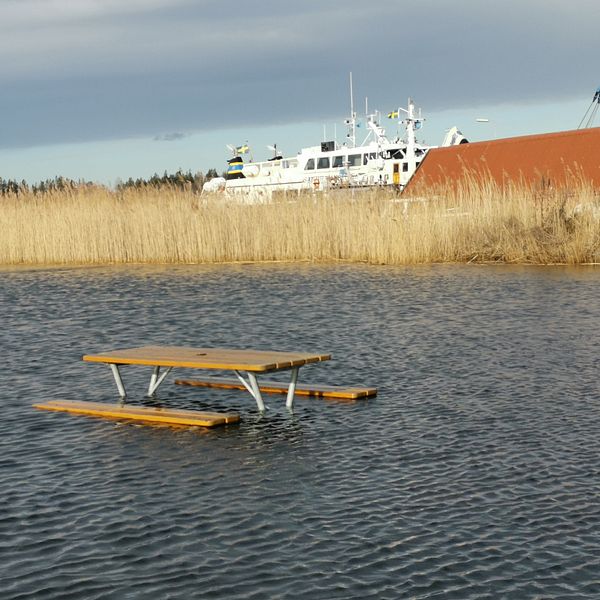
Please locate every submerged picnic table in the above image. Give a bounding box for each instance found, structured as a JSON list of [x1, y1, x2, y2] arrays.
[[83, 345, 331, 411]]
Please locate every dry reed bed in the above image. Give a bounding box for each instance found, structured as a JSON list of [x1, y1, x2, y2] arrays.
[[0, 183, 599, 265]]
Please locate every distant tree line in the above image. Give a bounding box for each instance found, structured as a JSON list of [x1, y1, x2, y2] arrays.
[[0, 168, 222, 197], [115, 168, 221, 193], [0, 175, 96, 196]]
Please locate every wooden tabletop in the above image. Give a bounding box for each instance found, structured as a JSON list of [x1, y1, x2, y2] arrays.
[[83, 345, 331, 372]]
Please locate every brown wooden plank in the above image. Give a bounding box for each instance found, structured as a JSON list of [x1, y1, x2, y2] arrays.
[[174, 377, 377, 399], [33, 399, 239, 427], [83, 345, 331, 372]]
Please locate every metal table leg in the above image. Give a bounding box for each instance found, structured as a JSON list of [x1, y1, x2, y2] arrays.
[[147, 366, 173, 396], [110, 364, 127, 398], [286, 367, 300, 409], [234, 370, 266, 412]]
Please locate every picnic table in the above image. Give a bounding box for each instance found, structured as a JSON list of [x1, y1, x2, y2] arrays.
[[83, 345, 331, 411]]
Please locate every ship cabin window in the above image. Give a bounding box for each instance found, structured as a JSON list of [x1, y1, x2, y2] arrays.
[[332, 155, 344, 168], [348, 154, 362, 167], [304, 158, 315, 170], [283, 159, 298, 169], [317, 157, 330, 169], [402, 162, 409, 172], [363, 152, 377, 165], [384, 148, 405, 159]]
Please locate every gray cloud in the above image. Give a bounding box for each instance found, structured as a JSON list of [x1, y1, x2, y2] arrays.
[[154, 132, 187, 142], [1, 0, 599, 149]]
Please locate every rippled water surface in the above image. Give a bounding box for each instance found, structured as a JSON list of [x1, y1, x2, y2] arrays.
[[2, 263, 600, 599]]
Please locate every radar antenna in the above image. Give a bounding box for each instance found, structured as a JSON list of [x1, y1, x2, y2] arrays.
[[267, 144, 282, 160]]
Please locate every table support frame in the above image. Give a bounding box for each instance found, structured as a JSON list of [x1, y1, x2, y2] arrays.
[[148, 366, 173, 397], [234, 371, 266, 412], [110, 364, 127, 398], [106, 363, 303, 411], [286, 367, 299, 409]]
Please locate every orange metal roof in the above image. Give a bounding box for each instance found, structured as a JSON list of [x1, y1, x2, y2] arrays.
[[405, 127, 600, 192]]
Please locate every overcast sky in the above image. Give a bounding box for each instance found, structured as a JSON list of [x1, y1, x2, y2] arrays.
[[1, 0, 599, 182]]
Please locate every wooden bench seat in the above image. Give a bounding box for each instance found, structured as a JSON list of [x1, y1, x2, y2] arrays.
[[174, 377, 377, 400], [33, 399, 239, 427]]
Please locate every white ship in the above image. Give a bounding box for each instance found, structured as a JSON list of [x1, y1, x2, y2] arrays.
[[205, 78, 467, 199]]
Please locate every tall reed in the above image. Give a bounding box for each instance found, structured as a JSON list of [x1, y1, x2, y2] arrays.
[[0, 182, 598, 265]]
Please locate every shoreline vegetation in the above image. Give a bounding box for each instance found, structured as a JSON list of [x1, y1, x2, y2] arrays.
[[0, 179, 599, 266]]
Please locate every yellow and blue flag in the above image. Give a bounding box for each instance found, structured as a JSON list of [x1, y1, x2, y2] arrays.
[[236, 144, 250, 154], [387, 111, 399, 119]]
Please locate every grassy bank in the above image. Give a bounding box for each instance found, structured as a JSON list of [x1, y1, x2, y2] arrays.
[[0, 183, 599, 266]]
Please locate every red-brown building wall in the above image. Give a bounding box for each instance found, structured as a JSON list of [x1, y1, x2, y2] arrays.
[[405, 127, 600, 192]]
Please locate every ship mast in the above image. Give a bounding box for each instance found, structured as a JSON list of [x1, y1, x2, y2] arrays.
[[406, 98, 417, 153], [345, 72, 357, 148], [396, 98, 424, 162]]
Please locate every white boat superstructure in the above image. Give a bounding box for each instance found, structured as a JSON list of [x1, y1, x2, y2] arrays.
[[210, 83, 466, 200]]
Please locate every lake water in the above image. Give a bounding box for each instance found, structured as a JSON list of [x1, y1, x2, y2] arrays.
[[2, 263, 600, 599]]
